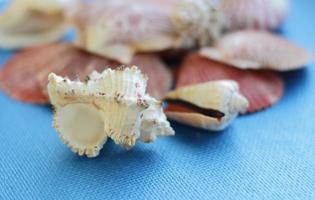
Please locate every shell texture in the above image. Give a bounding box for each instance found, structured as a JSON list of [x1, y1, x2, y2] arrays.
[[177, 54, 284, 113], [72, 0, 223, 63], [164, 81, 248, 131], [47, 66, 174, 157], [172, 0, 223, 47], [0, 0, 78, 49], [200, 31, 312, 71], [0, 43, 172, 104], [220, 0, 289, 30]]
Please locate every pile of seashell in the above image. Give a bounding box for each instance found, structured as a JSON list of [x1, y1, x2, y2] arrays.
[[0, 0, 312, 157]]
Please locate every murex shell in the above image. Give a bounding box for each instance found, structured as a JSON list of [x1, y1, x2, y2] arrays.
[[0, 0, 78, 49], [164, 81, 248, 131], [48, 66, 174, 157], [72, 0, 222, 63]]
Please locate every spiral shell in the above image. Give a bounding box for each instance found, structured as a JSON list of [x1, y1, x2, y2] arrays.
[[48, 66, 174, 157]]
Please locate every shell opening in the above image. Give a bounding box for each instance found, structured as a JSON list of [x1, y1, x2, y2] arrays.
[[164, 99, 225, 120], [55, 103, 106, 151]]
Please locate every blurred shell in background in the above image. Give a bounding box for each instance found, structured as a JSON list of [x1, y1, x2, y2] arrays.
[[0, 0, 78, 49], [0, 43, 173, 104], [200, 31, 312, 71], [220, 0, 289, 30], [171, 0, 223, 47], [72, 0, 223, 63], [176, 54, 284, 113]]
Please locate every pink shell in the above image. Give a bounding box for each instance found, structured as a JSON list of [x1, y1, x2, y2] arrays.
[[220, 0, 289, 30], [74, 0, 173, 44], [177, 54, 284, 113], [0, 43, 173, 104], [200, 31, 312, 71]]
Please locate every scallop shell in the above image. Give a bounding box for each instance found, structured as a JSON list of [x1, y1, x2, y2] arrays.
[[0, 0, 78, 49], [72, 0, 222, 63], [177, 54, 284, 113], [47, 66, 174, 157], [220, 0, 289, 30], [164, 81, 248, 131], [0, 43, 173, 104], [199, 31, 312, 71]]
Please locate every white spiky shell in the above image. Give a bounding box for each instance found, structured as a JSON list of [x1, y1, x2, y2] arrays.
[[164, 81, 248, 131], [0, 0, 78, 49], [47, 66, 174, 157], [72, 0, 222, 63]]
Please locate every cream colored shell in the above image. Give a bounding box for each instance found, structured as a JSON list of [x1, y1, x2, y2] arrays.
[[47, 66, 174, 157], [164, 81, 248, 131], [0, 0, 78, 49], [73, 0, 222, 63]]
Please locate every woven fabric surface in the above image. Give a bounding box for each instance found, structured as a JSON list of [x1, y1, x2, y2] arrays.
[[0, 0, 314, 199]]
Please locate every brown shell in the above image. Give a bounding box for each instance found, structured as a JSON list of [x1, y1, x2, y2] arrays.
[[200, 31, 312, 71], [0, 43, 172, 104], [177, 54, 284, 113]]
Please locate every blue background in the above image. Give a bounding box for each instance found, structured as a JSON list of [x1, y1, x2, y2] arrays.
[[0, 0, 314, 199]]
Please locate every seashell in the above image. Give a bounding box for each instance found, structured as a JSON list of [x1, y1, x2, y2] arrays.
[[177, 54, 284, 113], [171, 0, 223, 47], [72, 0, 174, 64], [0, 43, 172, 104], [164, 81, 248, 131], [199, 31, 312, 71], [220, 0, 289, 30], [0, 0, 78, 49], [47, 66, 174, 157], [72, 0, 223, 63]]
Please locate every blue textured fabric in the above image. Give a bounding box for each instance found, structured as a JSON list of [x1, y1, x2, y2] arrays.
[[0, 1, 315, 199]]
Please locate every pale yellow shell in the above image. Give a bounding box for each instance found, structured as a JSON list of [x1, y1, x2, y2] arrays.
[[164, 81, 248, 131]]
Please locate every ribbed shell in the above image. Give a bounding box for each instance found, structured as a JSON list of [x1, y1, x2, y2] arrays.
[[200, 31, 312, 71], [0, 43, 173, 104]]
